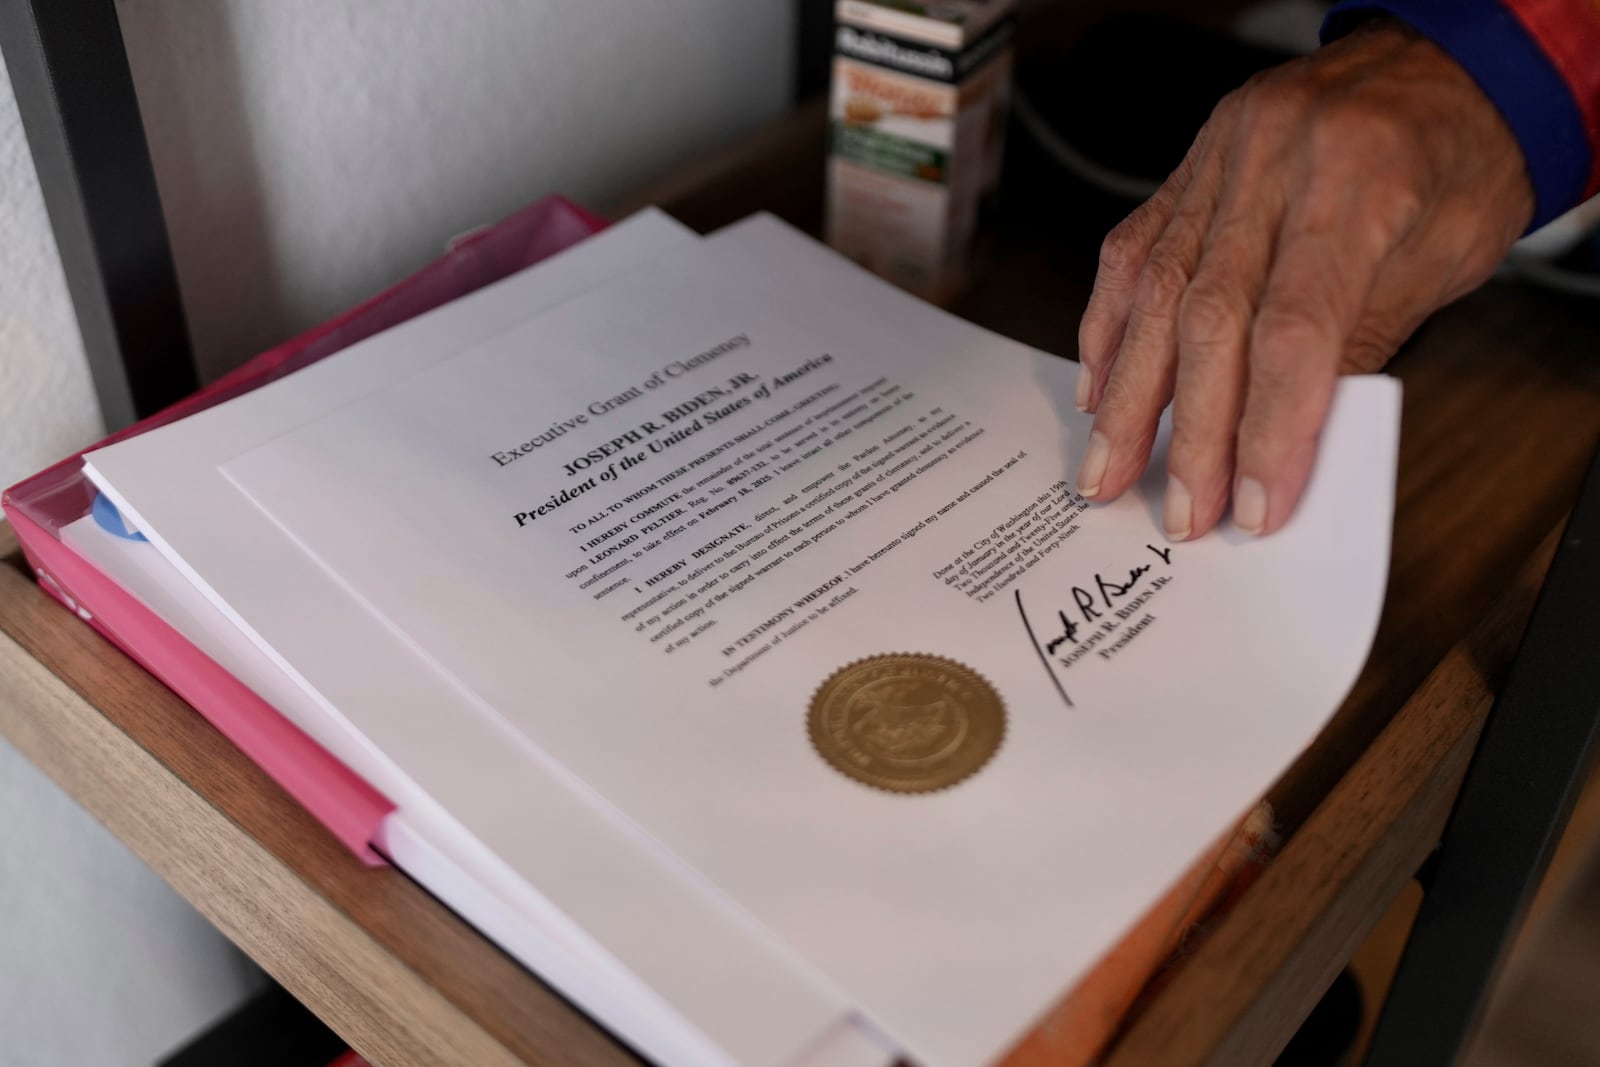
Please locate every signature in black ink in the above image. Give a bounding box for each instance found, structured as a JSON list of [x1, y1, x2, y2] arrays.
[[1016, 544, 1176, 711], [1015, 589, 1074, 708], [1044, 611, 1080, 654], [1044, 544, 1176, 645]]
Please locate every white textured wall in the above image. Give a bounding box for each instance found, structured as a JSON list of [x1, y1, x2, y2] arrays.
[[120, 0, 794, 381], [1, 3, 794, 1061], [3, 0, 794, 479]]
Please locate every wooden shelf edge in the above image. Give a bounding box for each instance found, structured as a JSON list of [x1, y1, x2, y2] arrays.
[[0, 525, 645, 1067], [0, 617, 534, 1067]]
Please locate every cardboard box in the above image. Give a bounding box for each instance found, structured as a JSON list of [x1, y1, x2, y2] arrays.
[[827, 0, 1014, 302]]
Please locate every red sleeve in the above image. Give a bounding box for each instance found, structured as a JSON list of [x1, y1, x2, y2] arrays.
[[1325, 0, 1600, 227]]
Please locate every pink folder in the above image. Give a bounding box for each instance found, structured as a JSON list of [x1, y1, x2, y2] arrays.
[[3, 195, 609, 865]]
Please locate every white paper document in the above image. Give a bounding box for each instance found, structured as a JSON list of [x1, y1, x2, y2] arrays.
[[213, 215, 1398, 1067], [86, 211, 869, 1067]]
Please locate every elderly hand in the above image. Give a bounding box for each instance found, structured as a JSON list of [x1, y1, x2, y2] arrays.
[[1073, 19, 1534, 538]]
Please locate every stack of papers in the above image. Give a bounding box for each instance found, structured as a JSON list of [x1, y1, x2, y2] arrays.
[[74, 210, 1398, 1067]]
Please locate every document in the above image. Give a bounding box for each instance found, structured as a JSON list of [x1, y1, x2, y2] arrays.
[[86, 211, 864, 1067], [85, 209, 699, 778], [217, 215, 1398, 1067]]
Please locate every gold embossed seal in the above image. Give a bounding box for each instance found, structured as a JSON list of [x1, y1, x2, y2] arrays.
[[808, 653, 1005, 793]]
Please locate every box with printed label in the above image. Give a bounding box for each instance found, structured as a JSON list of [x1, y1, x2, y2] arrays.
[[826, 0, 1014, 303]]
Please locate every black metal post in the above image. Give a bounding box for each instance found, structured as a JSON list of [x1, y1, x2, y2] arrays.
[[0, 0, 196, 431], [1364, 441, 1600, 1066]]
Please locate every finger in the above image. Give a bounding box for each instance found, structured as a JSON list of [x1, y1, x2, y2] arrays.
[[1076, 188, 1180, 412], [1163, 145, 1287, 539], [1076, 121, 1220, 414], [1233, 173, 1417, 535], [1077, 142, 1228, 500]]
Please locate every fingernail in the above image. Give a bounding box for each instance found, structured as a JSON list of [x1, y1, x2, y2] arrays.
[[1077, 431, 1110, 497], [1233, 477, 1268, 535], [1163, 474, 1193, 541], [1074, 364, 1092, 412]]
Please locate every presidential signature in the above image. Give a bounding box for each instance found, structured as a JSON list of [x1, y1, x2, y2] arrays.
[[1043, 544, 1172, 649], [1014, 543, 1175, 708]]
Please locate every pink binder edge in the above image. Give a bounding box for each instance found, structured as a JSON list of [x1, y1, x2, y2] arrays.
[[3, 193, 610, 865], [5, 502, 393, 865]]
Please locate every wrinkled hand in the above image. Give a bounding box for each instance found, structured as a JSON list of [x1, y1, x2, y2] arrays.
[[1073, 19, 1534, 538]]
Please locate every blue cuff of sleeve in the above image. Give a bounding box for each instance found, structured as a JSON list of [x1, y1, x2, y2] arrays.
[[1322, 0, 1590, 229]]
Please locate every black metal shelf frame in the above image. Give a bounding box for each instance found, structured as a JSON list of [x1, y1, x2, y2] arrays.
[[0, 0, 196, 431]]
